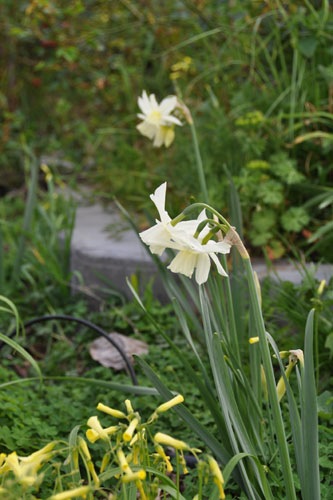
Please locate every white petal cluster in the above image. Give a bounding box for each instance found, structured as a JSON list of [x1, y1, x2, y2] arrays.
[[139, 183, 231, 284], [137, 91, 182, 147]]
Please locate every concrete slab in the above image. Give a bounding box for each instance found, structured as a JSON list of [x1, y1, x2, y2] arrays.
[[70, 203, 333, 305], [70, 203, 168, 304]]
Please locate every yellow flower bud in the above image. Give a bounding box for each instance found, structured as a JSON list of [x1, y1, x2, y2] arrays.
[[154, 432, 189, 451], [100, 453, 110, 473], [78, 437, 91, 461], [48, 486, 91, 500], [276, 356, 298, 402], [125, 400, 134, 415], [317, 279, 326, 296], [97, 403, 127, 419], [249, 337, 259, 344], [156, 394, 184, 413]]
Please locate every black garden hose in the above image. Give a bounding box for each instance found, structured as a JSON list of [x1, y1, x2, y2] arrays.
[[2, 314, 138, 385]]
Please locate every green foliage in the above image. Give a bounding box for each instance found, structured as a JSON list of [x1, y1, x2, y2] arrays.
[[0, 160, 75, 312], [262, 272, 333, 392], [280, 207, 310, 232], [0, 1, 332, 259]]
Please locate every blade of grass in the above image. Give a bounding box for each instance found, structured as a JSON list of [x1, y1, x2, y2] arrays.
[[66, 425, 82, 486], [302, 309, 320, 500], [0, 376, 158, 395], [0, 333, 42, 383], [11, 147, 39, 286]]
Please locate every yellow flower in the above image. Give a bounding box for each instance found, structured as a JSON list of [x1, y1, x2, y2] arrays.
[[86, 416, 118, 443], [117, 449, 131, 473], [121, 469, 146, 483], [4, 442, 56, 488], [208, 456, 225, 499], [249, 336, 259, 344], [123, 417, 139, 442], [170, 56, 193, 80]]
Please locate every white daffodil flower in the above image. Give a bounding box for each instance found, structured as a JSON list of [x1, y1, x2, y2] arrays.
[[137, 91, 182, 147], [167, 234, 230, 285], [139, 182, 200, 255], [139, 182, 231, 284]]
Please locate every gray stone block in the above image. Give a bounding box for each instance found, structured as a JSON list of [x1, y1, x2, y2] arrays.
[[70, 203, 333, 306], [70, 204, 168, 304]]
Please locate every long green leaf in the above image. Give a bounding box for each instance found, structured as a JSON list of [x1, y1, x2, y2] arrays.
[[127, 279, 230, 439], [11, 149, 39, 285], [136, 356, 232, 465], [223, 452, 272, 500], [0, 376, 158, 395], [200, 287, 262, 499], [243, 258, 297, 500], [65, 425, 82, 486], [302, 309, 320, 500], [0, 295, 21, 337], [0, 332, 42, 383]]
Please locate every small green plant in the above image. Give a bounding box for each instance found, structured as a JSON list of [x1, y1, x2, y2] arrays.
[[0, 396, 230, 499]]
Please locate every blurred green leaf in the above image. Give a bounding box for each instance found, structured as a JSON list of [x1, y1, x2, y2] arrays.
[[281, 207, 310, 232]]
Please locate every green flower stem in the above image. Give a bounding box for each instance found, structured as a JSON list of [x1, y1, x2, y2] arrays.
[[243, 257, 296, 500], [182, 203, 231, 231], [189, 121, 209, 203], [220, 253, 241, 364], [176, 450, 180, 500]]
